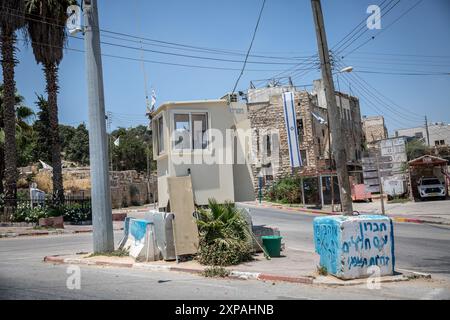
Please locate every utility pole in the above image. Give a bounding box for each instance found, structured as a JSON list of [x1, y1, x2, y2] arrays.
[[375, 153, 385, 215], [425, 115, 430, 147], [106, 111, 113, 172], [326, 112, 334, 211], [83, 0, 114, 252], [311, 0, 353, 215]]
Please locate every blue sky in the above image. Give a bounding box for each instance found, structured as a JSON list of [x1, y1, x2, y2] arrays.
[[6, 0, 450, 134]]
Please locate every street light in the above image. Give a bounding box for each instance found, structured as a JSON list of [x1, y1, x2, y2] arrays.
[[339, 66, 353, 73]]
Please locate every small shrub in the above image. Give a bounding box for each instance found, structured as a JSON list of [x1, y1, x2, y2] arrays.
[[202, 266, 230, 278], [87, 249, 129, 258], [317, 265, 328, 276], [12, 203, 49, 223], [266, 176, 303, 204]]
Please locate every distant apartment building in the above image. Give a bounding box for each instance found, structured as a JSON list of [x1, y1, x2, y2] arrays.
[[362, 115, 388, 144], [395, 122, 450, 147]]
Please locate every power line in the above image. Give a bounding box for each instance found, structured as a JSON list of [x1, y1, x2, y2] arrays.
[[340, 0, 424, 57], [334, 0, 402, 55], [332, 0, 396, 53], [336, 58, 426, 118], [338, 74, 421, 129], [231, 0, 267, 94], [336, 63, 425, 124], [15, 38, 293, 72], [353, 70, 450, 76]]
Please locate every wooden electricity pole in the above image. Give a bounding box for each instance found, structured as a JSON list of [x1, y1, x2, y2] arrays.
[[311, 0, 353, 215]]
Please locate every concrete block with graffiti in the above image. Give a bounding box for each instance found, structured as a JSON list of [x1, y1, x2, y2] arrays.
[[119, 218, 160, 262], [313, 215, 395, 280]]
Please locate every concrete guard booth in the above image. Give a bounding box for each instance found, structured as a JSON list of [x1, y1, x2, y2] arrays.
[[407, 155, 449, 201], [313, 215, 395, 280], [151, 98, 255, 209]]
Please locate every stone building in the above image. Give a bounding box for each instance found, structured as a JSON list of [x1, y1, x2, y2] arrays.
[[362, 115, 388, 144], [246, 80, 364, 194]]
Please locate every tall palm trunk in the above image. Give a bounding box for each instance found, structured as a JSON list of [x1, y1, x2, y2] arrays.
[[1, 30, 17, 206], [44, 62, 63, 204], [0, 146, 4, 195]]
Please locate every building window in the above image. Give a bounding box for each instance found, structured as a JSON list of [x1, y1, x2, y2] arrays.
[[191, 113, 208, 149], [155, 116, 165, 155], [173, 112, 209, 151], [297, 119, 304, 144], [174, 114, 191, 150], [317, 138, 322, 156], [435, 140, 446, 146], [265, 134, 271, 157], [415, 132, 423, 139], [300, 150, 307, 166]]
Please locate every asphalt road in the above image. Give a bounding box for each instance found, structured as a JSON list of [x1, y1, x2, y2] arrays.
[[0, 206, 449, 300]]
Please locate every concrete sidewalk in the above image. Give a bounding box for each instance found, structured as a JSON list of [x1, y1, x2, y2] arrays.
[[241, 200, 450, 225], [0, 221, 124, 238], [43, 247, 428, 286]]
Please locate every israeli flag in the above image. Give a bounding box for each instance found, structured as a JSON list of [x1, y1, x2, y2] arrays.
[[151, 89, 156, 111], [311, 111, 327, 124], [282, 92, 302, 167]]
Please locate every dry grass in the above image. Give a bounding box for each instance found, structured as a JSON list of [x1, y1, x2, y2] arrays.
[[34, 171, 53, 193], [63, 174, 91, 192], [33, 171, 91, 193]]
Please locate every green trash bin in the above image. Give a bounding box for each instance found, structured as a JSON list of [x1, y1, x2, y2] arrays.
[[261, 235, 282, 257]]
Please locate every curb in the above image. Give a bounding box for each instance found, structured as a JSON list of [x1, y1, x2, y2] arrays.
[[242, 202, 450, 226], [43, 254, 314, 285], [44, 254, 423, 286], [1, 227, 124, 238]]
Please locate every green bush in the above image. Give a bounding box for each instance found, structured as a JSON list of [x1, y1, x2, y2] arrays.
[[12, 203, 49, 223], [266, 176, 303, 204], [10, 202, 91, 224], [62, 203, 92, 223], [196, 199, 253, 266]]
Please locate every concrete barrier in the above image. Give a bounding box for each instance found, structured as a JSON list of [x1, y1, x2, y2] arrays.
[[119, 218, 160, 262], [313, 214, 395, 280]]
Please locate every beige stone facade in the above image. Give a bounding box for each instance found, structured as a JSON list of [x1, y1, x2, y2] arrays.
[[362, 115, 388, 144]]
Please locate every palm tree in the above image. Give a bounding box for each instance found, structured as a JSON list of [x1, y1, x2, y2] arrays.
[[0, 0, 26, 205], [0, 85, 34, 194], [196, 199, 252, 266], [25, 0, 76, 203]]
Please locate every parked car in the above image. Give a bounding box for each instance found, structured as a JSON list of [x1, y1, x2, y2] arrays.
[[417, 177, 447, 200]]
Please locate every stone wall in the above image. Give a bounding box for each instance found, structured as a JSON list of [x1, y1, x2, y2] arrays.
[[32, 167, 158, 209]]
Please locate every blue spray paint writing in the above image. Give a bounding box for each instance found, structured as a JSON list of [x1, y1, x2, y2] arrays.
[[341, 222, 389, 253], [314, 224, 339, 261], [348, 255, 390, 270]]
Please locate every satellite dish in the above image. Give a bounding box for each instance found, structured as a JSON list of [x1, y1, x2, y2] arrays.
[[66, 5, 83, 35]]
